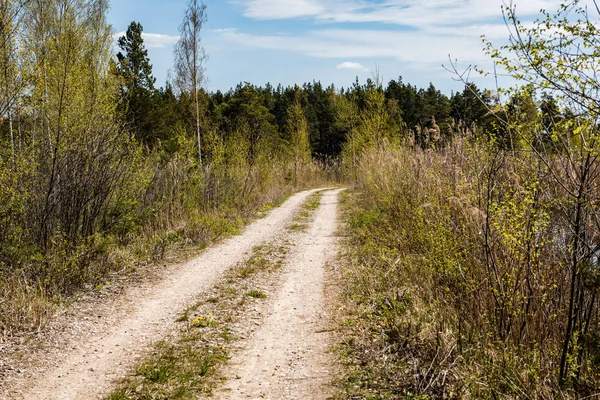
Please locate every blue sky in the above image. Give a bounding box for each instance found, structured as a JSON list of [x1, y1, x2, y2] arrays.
[[108, 0, 570, 95]]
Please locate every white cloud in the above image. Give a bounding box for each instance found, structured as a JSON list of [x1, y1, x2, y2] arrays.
[[233, 0, 565, 26], [217, 27, 490, 66], [114, 31, 180, 49], [213, 28, 237, 34], [337, 61, 369, 72], [142, 33, 180, 49], [237, 0, 325, 19]]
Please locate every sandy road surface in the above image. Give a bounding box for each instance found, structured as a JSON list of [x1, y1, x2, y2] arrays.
[[220, 189, 343, 400], [12, 189, 321, 400]]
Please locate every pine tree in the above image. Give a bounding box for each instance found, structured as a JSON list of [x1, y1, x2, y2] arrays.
[[116, 21, 157, 144]]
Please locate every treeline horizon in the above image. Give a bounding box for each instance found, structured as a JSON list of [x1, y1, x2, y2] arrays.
[[129, 72, 503, 159]]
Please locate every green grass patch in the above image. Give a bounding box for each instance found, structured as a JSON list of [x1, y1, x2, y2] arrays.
[[247, 290, 267, 299], [287, 222, 307, 232], [191, 313, 217, 328], [107, 338, 228, 399], [303, 191, 323, 211]]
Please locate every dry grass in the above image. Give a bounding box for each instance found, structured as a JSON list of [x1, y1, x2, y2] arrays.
[[0, 274, 52, 337]]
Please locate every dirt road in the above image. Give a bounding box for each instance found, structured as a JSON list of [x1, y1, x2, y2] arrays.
[[219, 189, 342, 399], [8, 189, 330, 400]]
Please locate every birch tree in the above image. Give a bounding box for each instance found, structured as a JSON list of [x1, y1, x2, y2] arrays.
[[21, 0, 131, 249], [0, 0, 27, 166], [173, 0, 207, 164]]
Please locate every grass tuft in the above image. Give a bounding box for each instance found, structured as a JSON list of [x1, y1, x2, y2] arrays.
[[247, 290, 267, 299]]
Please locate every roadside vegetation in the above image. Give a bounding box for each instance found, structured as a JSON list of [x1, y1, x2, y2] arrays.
[[334, 2, 600, 398]]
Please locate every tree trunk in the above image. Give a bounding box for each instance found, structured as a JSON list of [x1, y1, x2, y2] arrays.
[[9, 104, 14, 167]]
